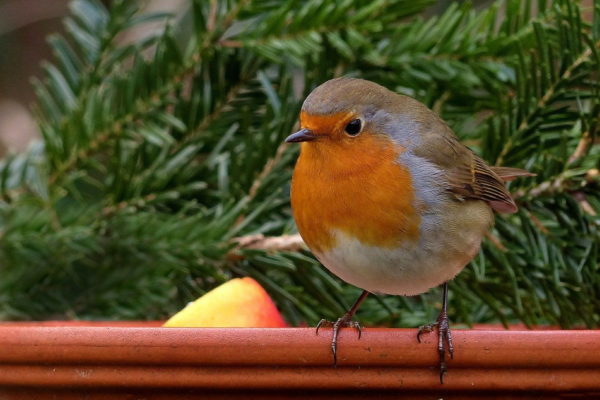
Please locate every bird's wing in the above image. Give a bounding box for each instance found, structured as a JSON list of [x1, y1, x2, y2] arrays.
[[446, 149, 519, 214], [413, 120, 521, 214]]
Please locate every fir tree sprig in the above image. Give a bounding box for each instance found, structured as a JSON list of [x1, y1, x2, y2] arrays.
[[0, 0, 597, 327]]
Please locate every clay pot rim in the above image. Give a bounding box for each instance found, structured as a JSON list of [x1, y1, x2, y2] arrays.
[[1, 322, 599, 392]]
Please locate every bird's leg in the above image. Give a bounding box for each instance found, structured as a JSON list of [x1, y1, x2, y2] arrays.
[[316, 290, 369, 366], [417, 282, 454, 384]]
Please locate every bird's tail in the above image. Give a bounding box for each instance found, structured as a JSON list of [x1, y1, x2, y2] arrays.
[[490, 167, 536, 182]]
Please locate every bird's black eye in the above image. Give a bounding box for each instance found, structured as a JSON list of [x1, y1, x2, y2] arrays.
[[344, 119, 362, 136]]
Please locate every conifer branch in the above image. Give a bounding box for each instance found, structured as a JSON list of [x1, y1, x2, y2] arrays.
[[48, 1, 252, 186], [1, 0, 598, 327], [495, 39, 600, 166]]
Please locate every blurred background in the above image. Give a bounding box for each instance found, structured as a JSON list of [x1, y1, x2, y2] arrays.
[[1, 0, 594, 155], [0, 0, 498, 156], [0, 0, 186, 155]]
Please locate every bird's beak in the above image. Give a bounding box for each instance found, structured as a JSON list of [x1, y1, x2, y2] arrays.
[[285, 128, 317, 143]]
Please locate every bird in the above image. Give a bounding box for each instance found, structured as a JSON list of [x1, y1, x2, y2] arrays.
[[285, 77, 532, 383]]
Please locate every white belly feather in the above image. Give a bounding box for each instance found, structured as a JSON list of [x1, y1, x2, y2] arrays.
[[313, 201, 492, 296]]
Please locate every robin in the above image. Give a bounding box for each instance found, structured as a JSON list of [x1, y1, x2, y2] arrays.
[[285, 77, 532, 383]]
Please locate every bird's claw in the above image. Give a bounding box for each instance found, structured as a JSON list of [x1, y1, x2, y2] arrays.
[[416, 321, 437, 343], [316, 314, 363, 366], [316, 317, 362, 338], [417, 311, 454, 384]]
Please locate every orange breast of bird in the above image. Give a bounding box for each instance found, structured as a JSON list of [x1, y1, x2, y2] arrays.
[[291, 118, 420, 254]]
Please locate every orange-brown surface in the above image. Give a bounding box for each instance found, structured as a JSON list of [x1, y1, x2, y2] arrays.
[[0, 322, 599, 398]]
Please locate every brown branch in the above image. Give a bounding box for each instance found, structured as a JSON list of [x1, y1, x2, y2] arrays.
[[227, 233, 306, 260], [485, 231, 507, 251], [572, 192, 597, 216], [101, 193, 158, 217], [513, 174, 566, 199], [206, 0, 218, 33], [529, 212, 549, 234], [233, 233, 305, 251], [247, 142, 289, 200], [221, 0, 252, 30], [513, 133, 598, 200], [219, 40, 242, 48], [231, 139, 294, 231], [568, 124, 596, 165], [176, 80, 247, 150], [432, 90, 451, 115]]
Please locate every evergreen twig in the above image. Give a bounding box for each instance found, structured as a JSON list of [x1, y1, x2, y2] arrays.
[[0, 0, 597, 327]]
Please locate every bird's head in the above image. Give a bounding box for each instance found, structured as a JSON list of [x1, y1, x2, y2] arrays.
[[285, 77, 415, 150]]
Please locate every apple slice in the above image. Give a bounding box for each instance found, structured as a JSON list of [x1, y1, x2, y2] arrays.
[[163, 277, 287, 327]]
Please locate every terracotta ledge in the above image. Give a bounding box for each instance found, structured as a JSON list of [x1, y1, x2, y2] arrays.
[[0, 324, 599, 398]]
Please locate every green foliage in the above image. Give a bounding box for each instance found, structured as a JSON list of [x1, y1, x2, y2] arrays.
[[0, 0, 598, 327]]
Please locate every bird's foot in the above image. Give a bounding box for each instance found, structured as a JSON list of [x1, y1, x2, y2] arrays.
[[316, 313, 362, 366], [417, 311, 454, 384]]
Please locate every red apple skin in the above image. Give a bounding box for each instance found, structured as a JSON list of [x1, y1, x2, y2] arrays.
[[164, 277, 287, 328]]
